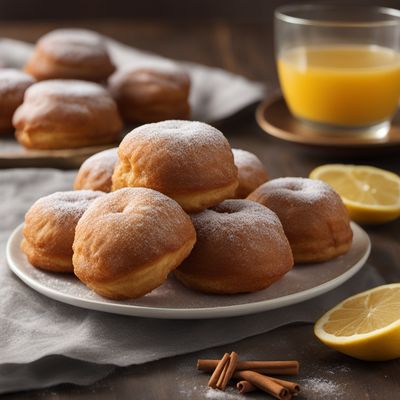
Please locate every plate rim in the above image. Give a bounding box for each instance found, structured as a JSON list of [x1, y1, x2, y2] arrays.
[[256, 96, 400, 148], [6, 223, 371, 319]]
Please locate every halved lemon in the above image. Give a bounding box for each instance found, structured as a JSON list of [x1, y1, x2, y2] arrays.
[[314, 284, 400, 361], [309, 164, 400, 224]]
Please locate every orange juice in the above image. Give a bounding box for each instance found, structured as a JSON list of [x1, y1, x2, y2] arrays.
[[277, 45, 400, 126]]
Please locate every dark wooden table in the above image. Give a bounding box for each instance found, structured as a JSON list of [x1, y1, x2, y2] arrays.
[[1, 19, 400, 400]]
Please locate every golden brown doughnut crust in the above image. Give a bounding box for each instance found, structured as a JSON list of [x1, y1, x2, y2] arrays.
[[73, 187, 196, 300], [247, 177, 353, 263], [175, 199, 293, 294], [112, 120, 238, 212], [74, 148, 118, 192], [22, 190, 104, 273], [232, 148, 268, 198], [13, 80, 123, 149], [108, 66, 190, 123], [0, 69, 35, 133], [25, 29, 115, 82]]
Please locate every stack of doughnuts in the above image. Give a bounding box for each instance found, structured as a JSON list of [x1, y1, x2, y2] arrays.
[[22, 118, 353, 301], [4, 28, 193, 150]]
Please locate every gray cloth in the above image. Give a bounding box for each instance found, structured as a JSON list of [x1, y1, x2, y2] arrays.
[[0, 169, 384, 394]]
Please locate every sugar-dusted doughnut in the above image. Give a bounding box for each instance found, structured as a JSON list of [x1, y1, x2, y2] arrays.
[[73, 188, 196, 299], [109, 65, 190, 123], [22, 190, 104, 272], [74, 148, 118, 192], [248, 177, 353, 263], [0, 69, 35, 133], [112, 120, 238, 212], [13, 80, 123, 149], [232, 148, 268, 198], [175, 199, 293, 294], [25, 29, 115, 82]]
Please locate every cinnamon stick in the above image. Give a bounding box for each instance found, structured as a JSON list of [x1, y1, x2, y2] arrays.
[[236, 380, 257, 394], [217, 351, 238, 390], [198, 359, 299, 376], [234, 371, 292, 400], [270, 377, 300, 395], [208, 353, 229, 388], [216, 359, 229, 388]]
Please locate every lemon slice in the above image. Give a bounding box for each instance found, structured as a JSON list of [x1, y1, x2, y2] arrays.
[[314, 284, 400, 361], [309, 164, 400, 224]]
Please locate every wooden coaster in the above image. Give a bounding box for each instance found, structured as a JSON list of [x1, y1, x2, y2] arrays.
[[256, 96, 400, 149]]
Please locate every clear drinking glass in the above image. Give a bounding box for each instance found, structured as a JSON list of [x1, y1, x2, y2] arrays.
[[274, 4, 400, 138]]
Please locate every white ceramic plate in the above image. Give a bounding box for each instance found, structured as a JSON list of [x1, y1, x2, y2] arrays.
[[7, 222, 370, 319]]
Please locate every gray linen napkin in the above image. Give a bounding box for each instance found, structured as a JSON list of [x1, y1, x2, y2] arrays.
[[0, 169, 384, 394]]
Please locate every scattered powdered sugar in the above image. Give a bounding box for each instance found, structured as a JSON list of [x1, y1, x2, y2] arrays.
[[300, 377, 346, 399], [205, 387, 244, 399], [177, 377, 243, 400], [326, 365, 351, 375]]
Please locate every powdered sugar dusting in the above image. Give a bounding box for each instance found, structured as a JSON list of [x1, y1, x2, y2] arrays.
[[232, 148, 264, 171], [118, 120, 235, 191], [39, 29, 109, 61], [0, 68, 34, 92], [253, 177, 339, 205], [73, 187, 195, 281], [186, 199, 292, 280], [24, 79, 109, 99], [232, 148, 268, 197], [31, 190, 104, 221], [194, 200, 286, 251], [79, 148, 118, 176], [126, 120, 226, 147]]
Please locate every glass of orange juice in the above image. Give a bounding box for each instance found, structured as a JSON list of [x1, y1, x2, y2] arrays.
[[275, 5, 400, 138]]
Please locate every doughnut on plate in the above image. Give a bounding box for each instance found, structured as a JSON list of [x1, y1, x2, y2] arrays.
[[7, 222, 370, 319]]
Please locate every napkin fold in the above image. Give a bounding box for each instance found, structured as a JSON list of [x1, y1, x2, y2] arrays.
[[0, 169, 384, 394]]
